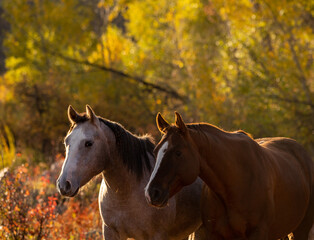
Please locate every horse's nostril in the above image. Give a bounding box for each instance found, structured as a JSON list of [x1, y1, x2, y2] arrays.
[[65, 180, 72, 192], [150, 187, 162, 201]]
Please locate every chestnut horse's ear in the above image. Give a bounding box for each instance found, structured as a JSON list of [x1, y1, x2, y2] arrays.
[[156, 112, 170, 134], [175, 112, 187, 134], [86, 105, 97, 123], [68, 105, 79, 124]]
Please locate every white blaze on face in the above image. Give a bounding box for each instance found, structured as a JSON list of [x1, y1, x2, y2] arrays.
[[60, 145, 70, 173], [69, 127, 86, 147], [62, 127, 87, 173], [145, 141, 168, 198]]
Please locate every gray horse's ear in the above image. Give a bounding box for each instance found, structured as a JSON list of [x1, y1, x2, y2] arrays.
[[86, 105, 97, 124], [68, 105, 79, 124], [175, 112, 187, 134], [156, 112, 170, 134]]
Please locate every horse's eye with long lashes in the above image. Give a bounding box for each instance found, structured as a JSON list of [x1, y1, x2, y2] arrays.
[[85, 141, 93, 147]]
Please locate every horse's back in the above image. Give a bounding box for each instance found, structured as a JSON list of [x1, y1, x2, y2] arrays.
[[257, 137, 313, 184], [257, 137, 314, 239]]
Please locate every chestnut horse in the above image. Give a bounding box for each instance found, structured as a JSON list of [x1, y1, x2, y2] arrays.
[[57, 106, 204, 240], [145, 112, 314, 240]]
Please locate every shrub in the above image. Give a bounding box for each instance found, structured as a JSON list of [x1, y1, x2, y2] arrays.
[[0, 156, 102, 239], [0, 164, 58, 239]]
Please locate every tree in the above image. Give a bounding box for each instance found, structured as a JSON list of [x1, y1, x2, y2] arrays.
[[0, 0, 313, 156]]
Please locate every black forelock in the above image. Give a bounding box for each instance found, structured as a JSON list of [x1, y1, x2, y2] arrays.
[[68, 113, 89, 132]]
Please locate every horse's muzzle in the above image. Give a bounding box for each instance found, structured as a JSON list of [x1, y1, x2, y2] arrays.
[[145, 186, 169, 208], [57, 178, 79, 197]]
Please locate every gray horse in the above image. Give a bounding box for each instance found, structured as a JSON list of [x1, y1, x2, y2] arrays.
[[56, 105, 204, 240]]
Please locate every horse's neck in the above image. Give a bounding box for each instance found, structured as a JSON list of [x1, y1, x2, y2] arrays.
[[102, 152, 153, 201], [190, 127, 258, 199], [98, 120, 153, 201]]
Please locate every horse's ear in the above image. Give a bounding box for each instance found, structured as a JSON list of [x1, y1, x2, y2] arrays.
[[86, 105, 97, 123], [175, 112, 187, 134], [156, 112, 170, 134], [68, 105, 79, 124]]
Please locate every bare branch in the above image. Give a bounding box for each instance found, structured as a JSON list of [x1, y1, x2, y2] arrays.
[[52, 52, 187, 102]]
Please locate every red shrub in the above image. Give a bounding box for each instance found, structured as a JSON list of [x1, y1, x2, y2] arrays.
[[0, 164, 57, 239]]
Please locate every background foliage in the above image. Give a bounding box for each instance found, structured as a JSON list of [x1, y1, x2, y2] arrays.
[[0, 0, 313, 155], [0, 0, 312, 238]]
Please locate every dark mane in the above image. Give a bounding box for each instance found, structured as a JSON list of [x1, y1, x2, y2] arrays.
[[99, 118, 154, 180], [69, 113, 155, 180]]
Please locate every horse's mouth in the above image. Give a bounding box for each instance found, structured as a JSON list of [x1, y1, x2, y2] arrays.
[[68, 187, 80, 197], [149, 180, 183, 208], [60, 186, 79, 198], [150, 193, 169, 208], [146, 187, 169, 208]]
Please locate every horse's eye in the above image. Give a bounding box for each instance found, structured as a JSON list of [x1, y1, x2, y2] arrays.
[[85, 141, 93, 147], [175, 150, 182, 157]]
